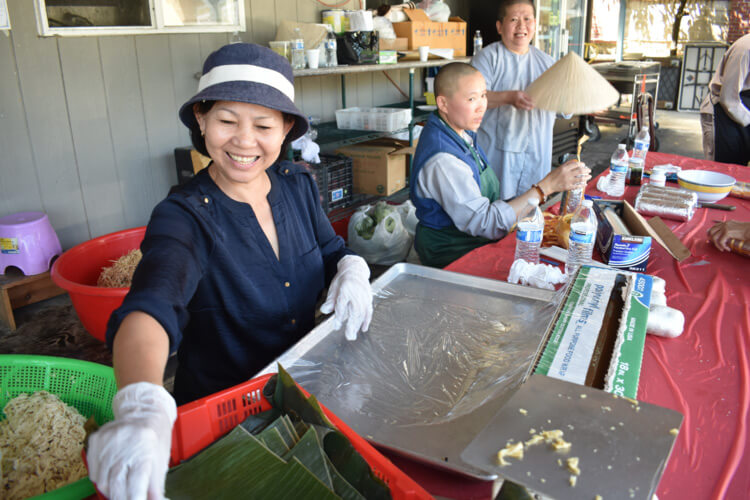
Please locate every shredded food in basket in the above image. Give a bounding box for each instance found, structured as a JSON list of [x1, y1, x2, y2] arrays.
[[0, 391, 88, 499], [97, 248, 142, 287]]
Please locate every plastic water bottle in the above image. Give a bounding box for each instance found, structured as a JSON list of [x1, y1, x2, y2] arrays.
[[291, 28, 306, 70], [473, 30, 483, 56], [564, 187, 583, 215], [514, 198, 544, 264], [325, 30, 338, 67], [606, 143, 628, 197], [633, 126, 650, 162], [565, 199, 598, 276]]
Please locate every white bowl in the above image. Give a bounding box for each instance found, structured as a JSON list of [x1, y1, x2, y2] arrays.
[[676, 170, 736, 203]]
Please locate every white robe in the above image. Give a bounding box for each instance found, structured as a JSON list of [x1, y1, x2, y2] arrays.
[[472, 41, 555, 201]]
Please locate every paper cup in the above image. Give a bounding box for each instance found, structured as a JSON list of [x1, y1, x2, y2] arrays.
[[306, 49, 320, 69], [418, 46, 429, 62]]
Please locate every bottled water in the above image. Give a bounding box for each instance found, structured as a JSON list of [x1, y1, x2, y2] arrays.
[[606, 143, 628, 197], [291, 28, 306, 70], [565, 199, 598, 276], [564, 187, 582, 215], [473, 30, 483, 56], [324, 30, 338, 67], [514, 197, 544, 265], [633, 126, 650, 162]]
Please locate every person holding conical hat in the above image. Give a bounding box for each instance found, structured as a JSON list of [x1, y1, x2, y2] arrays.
[[86, 43, 373, 500], [471, 0, 582, 200]]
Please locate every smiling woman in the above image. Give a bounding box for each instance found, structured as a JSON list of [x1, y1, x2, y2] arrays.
[[85, 43, 375, 500]]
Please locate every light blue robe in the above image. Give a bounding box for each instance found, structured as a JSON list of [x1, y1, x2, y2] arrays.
[[471, 41, 555, 201]]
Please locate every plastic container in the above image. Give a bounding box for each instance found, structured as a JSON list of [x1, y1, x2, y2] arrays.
[[0, 354, 117, 499], [633, 126, 650, 162], [606, 143, 628, 197], [565, 199, 598, 275], [627, 157, 644, 186], [514, 197, 543, 264], [300, 153, 354, 213], [170, 373, 433, 500], [51, 227, 146, 342], [335, 107, 412, 132], [649, 170, 666, 187]]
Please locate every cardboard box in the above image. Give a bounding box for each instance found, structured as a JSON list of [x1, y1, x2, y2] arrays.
[[592, 199, 690, 272], [378, 50, 398, 64], [392, 8, 467, 57], [379, 37, 408, 51], [535, 265, 651, 399], [335, 139, 415, 196]]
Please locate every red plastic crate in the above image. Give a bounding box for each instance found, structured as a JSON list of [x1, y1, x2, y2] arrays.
[[170, 373, 433, 500]]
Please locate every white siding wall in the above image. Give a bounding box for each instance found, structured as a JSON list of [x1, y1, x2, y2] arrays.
[[0, 0, 463, 248]]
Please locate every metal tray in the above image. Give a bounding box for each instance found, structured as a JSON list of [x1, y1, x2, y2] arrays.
[[461, 375, 683, 499], [259, 263, 557, 479]]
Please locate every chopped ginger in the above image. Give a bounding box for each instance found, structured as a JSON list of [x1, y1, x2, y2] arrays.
[[551, 437, 572, 451], [497, 442, 524, 466], [519, 408, 528, 415], [670, 428, 679, 436], [566, 457, 581, 475], [524, 434, 544, 447], [569, 475, 577, 487]]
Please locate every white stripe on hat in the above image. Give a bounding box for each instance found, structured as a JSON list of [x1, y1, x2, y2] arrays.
[[198, 64, 295, 101]]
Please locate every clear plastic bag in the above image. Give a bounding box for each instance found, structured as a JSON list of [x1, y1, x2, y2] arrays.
[[372, 16, 396, 40], [348, 201, 413, 265], [417, 0, 451, 22]]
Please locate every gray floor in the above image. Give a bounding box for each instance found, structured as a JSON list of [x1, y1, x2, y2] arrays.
[[0, 109, 705, 366], [578, 109, 704, 177]]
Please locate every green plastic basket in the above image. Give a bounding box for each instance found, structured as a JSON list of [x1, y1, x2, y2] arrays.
[[0, 354, 117, 499]]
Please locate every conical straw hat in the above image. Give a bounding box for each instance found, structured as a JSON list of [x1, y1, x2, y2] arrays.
[[525, 51, 619, 115]]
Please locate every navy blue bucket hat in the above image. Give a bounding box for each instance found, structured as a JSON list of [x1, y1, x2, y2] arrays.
[[179, 43, 308, 142]]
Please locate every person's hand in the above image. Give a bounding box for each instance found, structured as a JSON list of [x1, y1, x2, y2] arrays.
[[320, 255, 373, 341], [88, 383, 177, 500], [508, 91, 535, 111], [540, 160, 591, 194], [707, 221, 750, 252]]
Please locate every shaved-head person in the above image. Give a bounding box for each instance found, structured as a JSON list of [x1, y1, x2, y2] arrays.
[[409, 62, 588, 267]]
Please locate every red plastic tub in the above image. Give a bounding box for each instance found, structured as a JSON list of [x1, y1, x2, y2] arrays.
[[170, 374, 434, 499], [51, 227, 145, 342]]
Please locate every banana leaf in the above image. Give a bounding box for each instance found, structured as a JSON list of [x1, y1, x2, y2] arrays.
[[265, 365, 392, 500], [259, 426, 291, 456], [323, 454, 367, 500], [283, 427, 333, 489], [166, 426, 339, 499], [260, 417, 298, 449]]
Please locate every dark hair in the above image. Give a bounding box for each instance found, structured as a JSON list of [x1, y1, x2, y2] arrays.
[[189, 100, 295, 162], [497, 0, 535, 21]]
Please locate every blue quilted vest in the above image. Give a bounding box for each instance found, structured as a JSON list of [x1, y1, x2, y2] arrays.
[[409, 112, 492, 229]]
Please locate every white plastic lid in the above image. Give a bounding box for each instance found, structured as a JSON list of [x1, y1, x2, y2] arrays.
[[618, 143, 626, 148], [527, 197, 540, 207], [582, 199, 593, 208]]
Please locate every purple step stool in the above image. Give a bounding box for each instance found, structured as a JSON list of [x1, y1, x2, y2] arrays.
[[0, 212, 63, 276]]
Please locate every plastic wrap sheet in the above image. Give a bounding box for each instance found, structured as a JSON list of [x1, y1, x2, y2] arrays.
[[279, 268, 564, 429]]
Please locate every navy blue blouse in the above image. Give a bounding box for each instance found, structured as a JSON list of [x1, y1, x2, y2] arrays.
[[106, 161, 351, 404]]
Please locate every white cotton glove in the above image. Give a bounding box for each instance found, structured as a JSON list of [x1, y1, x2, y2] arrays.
[[320, 255, 373, 341], [88, 382, 177, 500]]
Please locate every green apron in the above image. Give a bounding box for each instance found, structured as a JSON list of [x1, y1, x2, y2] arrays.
[[415, 117, 502, 268]]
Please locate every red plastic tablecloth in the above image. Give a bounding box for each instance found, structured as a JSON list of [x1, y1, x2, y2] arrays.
[[396, 152, 750, 500]]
